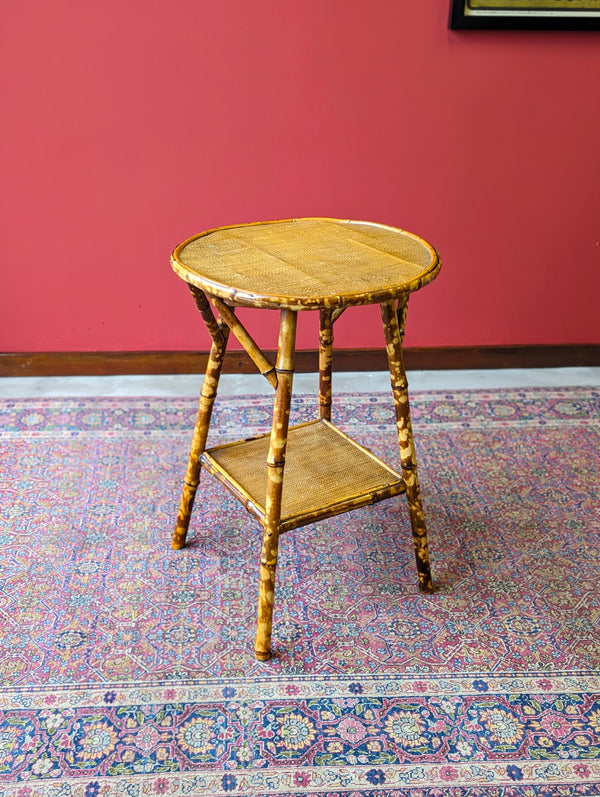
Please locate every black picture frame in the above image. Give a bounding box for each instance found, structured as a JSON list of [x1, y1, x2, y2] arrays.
[[449, 0, 600, 29]]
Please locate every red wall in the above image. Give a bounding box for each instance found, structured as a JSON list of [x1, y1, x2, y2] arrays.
[[2, 1, 599, 353]]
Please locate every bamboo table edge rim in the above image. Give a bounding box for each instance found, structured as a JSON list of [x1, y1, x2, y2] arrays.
[[171, 217, 441, 310], [170, 217, 441, 661]]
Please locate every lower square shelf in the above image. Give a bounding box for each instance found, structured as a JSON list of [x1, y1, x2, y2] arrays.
[[201, 418, 406, 532]]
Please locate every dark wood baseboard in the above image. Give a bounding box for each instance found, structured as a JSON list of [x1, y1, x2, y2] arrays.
[[1, 345, 599, 377]]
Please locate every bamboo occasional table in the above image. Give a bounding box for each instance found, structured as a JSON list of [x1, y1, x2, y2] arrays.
[[170, 218, 441, 661]]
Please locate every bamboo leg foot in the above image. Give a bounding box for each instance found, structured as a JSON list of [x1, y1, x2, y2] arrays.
[[407, 472, 434, 593], [172, 482, 198, 549], [254, 547, 279, 660], [172, 373, 223, 549], [381, 298, 434, 593], [255, 652, 272, 662]]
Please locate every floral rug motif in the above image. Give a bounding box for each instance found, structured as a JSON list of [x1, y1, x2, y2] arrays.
[[1, 386, 600, 795]]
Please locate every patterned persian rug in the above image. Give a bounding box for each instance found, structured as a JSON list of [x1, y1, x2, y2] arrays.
[[1, 386, 600, 796]]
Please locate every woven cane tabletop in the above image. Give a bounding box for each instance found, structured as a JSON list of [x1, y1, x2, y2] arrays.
[[171, 218, 440, 310]]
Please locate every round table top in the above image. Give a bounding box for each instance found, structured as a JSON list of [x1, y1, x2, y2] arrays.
[[171, 218, 441, 310]]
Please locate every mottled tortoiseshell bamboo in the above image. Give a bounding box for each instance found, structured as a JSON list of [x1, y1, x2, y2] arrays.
[[254, 309, 297, 660], [188, 284, 226, 348], [318, 308, 333, 421], [211, 297, 277, 389], [172, 288, 230, 550], [380, 297, 434, 593]]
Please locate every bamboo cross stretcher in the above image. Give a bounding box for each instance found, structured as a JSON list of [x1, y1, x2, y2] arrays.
[[170, 218, 441, 660]]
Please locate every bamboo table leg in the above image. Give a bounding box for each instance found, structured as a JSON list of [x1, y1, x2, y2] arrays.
[[318, 308, 333, 421], [172, 288, 230, 550], [254, 308, 297, 660], [380, 297, 434, 593]]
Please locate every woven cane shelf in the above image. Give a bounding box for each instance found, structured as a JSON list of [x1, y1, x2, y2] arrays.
[[201, 419, 406, 533]]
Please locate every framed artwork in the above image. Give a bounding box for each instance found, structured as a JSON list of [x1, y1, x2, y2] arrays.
[[449, 0, 600, 29]]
